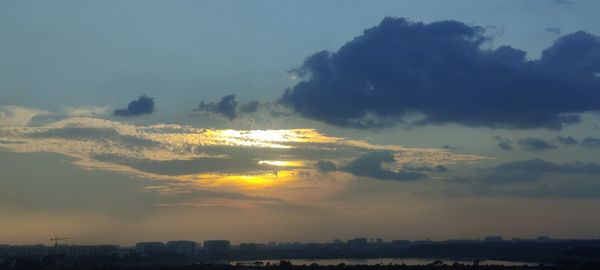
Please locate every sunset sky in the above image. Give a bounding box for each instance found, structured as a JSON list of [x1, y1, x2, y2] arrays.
[[2, 0, 600, 245]]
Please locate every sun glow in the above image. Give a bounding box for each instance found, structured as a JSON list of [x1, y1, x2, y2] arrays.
[[145, 128, 342, 150], [187, 170, 299, 189], [258, 160, 305, 167], [201, 129, 341, 148]]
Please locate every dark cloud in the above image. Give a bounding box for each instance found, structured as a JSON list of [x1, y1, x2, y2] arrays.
[[280, 17, 600, 130], [581, 137, 600, 147], [316, 160, 337, 172], [113, 95, 155, 117], [556, 135, 578, 146], [402, 164, 448, 173], [496, 135, 576, 151], [240, 101, 260, 113], [493, 159, 599, 174], [113, 95, 154, 116], [442, 144, 457, 150], [198, 94, 238, 120], [445, 158, 600, 198], [505, 182, 600, 198], [317, 151, 434, 181], [517, 138, 557, 151], [196, 95, 261, 119], [343, 151, 426, 181], [448, 179, 600, 198], [480, 159, 600, 184], [494, 137, 514, 151]]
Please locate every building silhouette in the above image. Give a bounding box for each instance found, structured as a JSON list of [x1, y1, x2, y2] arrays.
[[346, 238, 368, 247], [203, 240, 230, 256], [166, 241, 197, 256]]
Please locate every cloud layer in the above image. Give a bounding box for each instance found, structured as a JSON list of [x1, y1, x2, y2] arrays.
[[494, 135, 597, 151], [280, 17, 600, 129], [447, 159, 600, 198], [455, 159, 600, 185], [0, 106, 48, 127], [0, 116, 484, 191]]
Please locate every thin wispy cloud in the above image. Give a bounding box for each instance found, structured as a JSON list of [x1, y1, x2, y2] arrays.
[[63, 105, 110, 117], [0, 115, 485, 192], [0, 106, 49, 127]]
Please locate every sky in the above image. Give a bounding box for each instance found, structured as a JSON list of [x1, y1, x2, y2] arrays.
[[2, 0, 600, 245]]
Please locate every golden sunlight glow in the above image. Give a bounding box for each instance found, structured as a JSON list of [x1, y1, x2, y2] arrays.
[[258, 160, 305, 167], [141, 128, 346, 152], [205, 129, 341, 147], [186, 170, 299, 189]]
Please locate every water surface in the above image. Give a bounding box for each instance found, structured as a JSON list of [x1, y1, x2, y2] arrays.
[[231, 258, 539, 266]]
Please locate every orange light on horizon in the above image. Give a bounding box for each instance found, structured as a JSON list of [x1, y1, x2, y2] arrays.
[[184, 170, 299, 190], [258, 160, 305, 167]]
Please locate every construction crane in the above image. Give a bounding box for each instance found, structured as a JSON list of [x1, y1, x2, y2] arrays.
[[50, 236, 69, 247]]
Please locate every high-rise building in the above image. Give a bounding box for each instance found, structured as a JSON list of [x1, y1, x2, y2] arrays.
[[203, 240, 230, 256], [166, 241, 197, 256], [347, 238, 368, 247], [136, 242, 168, 255]]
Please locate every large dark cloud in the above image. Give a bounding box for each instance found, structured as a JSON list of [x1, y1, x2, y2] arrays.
[[317, 151, 444, 181], [113, 95, 155, 117], [196, 95, 260, 119], [280, 17, 600, 129]]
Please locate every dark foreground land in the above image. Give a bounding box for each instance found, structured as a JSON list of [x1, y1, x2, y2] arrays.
[[2, 257, 600, 270], [2, 240, 600, 270]]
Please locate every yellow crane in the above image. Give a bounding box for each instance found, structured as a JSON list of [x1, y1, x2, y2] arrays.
[[50, 236, 69, 247]]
